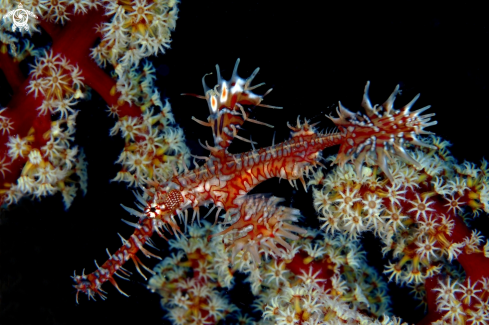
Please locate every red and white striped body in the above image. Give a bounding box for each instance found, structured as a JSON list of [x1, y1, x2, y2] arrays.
[[73, 60, 437, 301], [174, 128, 343, 213]]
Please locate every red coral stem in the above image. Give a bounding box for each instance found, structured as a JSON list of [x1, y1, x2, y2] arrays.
[[0, 50, 24, 93]]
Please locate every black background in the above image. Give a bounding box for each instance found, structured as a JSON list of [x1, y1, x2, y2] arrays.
[[1, 1, 489, 324]]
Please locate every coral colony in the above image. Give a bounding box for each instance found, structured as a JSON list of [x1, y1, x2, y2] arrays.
[[1, 1, 489, 325]]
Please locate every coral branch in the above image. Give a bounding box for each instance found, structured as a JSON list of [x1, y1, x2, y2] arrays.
[[0, 48, 24, 91]]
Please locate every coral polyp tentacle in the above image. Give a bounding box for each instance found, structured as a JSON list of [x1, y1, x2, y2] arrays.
[[74, 62, 438, 300]]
